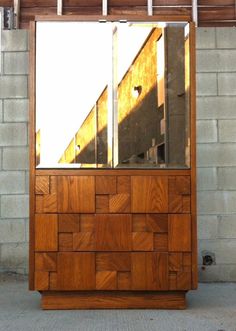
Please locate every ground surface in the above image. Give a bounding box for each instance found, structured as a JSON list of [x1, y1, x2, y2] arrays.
[[0, 273, 235, 331]]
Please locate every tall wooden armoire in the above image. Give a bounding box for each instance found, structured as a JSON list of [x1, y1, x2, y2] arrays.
[[29, 16, 197, 309]]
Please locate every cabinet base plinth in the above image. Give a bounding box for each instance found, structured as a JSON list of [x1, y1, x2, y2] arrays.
[[41, 291, 187, 310]]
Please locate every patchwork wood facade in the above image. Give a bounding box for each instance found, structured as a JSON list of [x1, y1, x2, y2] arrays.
[[29, 17, 197, 309]]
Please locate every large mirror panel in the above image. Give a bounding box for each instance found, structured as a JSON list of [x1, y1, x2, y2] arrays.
[[36, 21, 190, 169]]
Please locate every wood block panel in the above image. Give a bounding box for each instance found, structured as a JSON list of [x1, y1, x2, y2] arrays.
[[132, 232, 153, 251], [36, 194, 57, 213], [96, 271, 117, 290], [56, 252, 95, 290], [169, 253, 183, 272], [131, 176, 168, 213], [168, 194, 183, 213], [49, 272, 58, 290], [73, 232, 95, 251], [146, 214, 168, 232], [80, 214, 95, 232], [131, 253, 168, 290], [96, 253, 131, 271], [117, 176, 131, 194], [57, 176, 95, 213], [95, 214, 132, 251], [168, 214, 191, 252], [117, 272, 131, 290], [96, 195, 109, 213], [58, 214, 80, 233], [59, 233, 73, 251], [132, 214, 147, 232], [177, 271, 191, 290], [153, 233, 168, 251], [35, 214, 58, 251], [182, 195, 191, 213], [109, 193, 130, 213], [145, 252, 168, 290], [176, 176, 191, 195], [35, 253, 57, 271], [96, 176, 116, 194], [35, 271, 49, 290], [35, 176, 49, 195]]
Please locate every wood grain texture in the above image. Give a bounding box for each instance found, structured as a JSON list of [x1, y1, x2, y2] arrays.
[[132, 214, 147, 232], [58, 176, 95, 213], [109, 193, 130, 213], [80, 214, 95, 232], [41, 291, 186, 309], [168, 214, 191, 252], [35, 214, 58, 251], [35, 271, 49, 290], [35, 176, 49, 195], [73, 232, 95, 251], [132, 232, 153, 251], [59, 233, 73, 251], [36, 194, 58, 213], [131, 253, 168, 290], [58, 214, 80, 232], [96, 195, 109, 213], [35, 253, 57, 271], [153, 233, 168, 251], [96, 176, 116, 194], [96, 253, 131, 271], [96, 271, 117, 290], [56, 252, 95, 290], [117, 272, 131, 290], [117, 176, 131, 193], [146, 214, 168, 232], [131, 176, 168, 213], [95, 214, 132, 251]]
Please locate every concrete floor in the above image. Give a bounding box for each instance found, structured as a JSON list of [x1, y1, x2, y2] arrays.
[[0, 274, 236, 331]]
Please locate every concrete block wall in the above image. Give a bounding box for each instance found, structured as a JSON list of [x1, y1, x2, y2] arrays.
[[0, 30, 29, 275], [197, 27, 236, 281], [1, 27, 236, 281]]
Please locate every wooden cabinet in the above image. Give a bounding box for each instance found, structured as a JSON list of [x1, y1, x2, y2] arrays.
[[31, 172, 196, 308], [29, 17, 197, 309]]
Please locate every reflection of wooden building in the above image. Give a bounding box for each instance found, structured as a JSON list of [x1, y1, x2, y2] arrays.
[[59, 26, 187, 167]]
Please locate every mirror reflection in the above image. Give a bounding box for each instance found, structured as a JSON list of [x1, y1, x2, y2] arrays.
[[36, 21, 190, 168]]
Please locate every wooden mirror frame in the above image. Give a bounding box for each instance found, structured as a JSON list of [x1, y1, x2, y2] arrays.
[[29, 16, 196, 309]]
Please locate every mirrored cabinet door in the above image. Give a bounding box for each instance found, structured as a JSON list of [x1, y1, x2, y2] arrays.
[[36, 21, 190, 169]]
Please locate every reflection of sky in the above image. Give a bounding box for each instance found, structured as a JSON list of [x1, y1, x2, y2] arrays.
[[36, 22, 152, 165]]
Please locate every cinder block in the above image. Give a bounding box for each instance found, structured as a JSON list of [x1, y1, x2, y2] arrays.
[[219, 265, 236, 281], [198, 191, 236, 214], [218, 167, 236, 190], [0, 219, 25, 243], [197, 49, 236, 72], [0, 76, 28, 98], [25, 218, 29, 242], [197, 167, 217, 191], [197, 96, 236, 119], [198, 239, 236, 264], [3, 99, 29, 122], [1, 30, 29, 51], [218, 215, 236, 238], [198, 215, 218, 240], [197, 73, 217, 96], [196, 28, 216, 49], [0, 243, 28, 268], [3, 147, 29, 170], [198, 265, 220, 282], [197, 120, 217, 143], [0, 148, 2, 170], [0, 100, 2, 122], [216, 27, 236, 49], [1, 195, 29, 218], [25, 171, 29, 194], [0, 123, 27, 146], [219, 120, 236, 142], [197, 143, 236, 167], [218, 73, 236, 96], [3, 52, 29, 75], [0, 171, 25, 194]]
